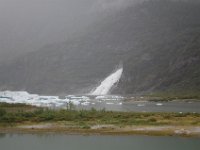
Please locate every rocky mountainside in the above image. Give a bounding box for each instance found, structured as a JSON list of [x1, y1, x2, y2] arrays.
[[0, 0, 200, 96]]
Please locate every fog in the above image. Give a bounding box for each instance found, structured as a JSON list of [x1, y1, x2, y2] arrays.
[[0, 0, 199, 95], [0, 0, 139, 62]]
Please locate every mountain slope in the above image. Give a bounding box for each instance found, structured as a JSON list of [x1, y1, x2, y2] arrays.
[[0, 0, 200, 95]]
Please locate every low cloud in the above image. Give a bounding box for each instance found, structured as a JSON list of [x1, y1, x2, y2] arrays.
[[92, 0, 140, 12]]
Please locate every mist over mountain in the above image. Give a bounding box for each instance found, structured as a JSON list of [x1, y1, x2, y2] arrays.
[[0, 0, 140, 62], [0, 0, 200, 96]]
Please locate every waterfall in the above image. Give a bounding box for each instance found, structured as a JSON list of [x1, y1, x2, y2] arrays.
[[90, 67, 123, 95]]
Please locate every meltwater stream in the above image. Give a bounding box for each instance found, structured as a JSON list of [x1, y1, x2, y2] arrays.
[[90, 67, 123, 95]]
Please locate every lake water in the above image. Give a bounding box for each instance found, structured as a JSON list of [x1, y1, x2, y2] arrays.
[[77, 100, 200, 113], [0, 134, 200, 150]]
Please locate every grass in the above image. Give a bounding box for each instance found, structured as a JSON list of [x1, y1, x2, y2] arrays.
[[0, 103, 200, 127], [0, 102, 38, 113], [0, 103, 200, 136]]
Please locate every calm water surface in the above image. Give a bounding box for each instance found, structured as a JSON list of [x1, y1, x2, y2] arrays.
[[0, 134, 200, 150], [78, 101, 200, 113]]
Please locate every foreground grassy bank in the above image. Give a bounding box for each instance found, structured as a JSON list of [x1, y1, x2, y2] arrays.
[[0, 103, 200, 136]]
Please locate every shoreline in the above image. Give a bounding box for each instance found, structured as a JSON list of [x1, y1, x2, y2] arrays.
[[1, 123, 200, 138], [1, 103, 200, 138]]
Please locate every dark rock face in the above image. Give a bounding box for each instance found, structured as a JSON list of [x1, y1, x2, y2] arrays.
[[0, 0, 200, 95]]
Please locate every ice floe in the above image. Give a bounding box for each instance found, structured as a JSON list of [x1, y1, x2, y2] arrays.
[[137, 104, 145, 107], [95, 95, 123, 101], [0, 91, 91, 107], [0, 91, 124, 108], [156, 103, 163, 106]]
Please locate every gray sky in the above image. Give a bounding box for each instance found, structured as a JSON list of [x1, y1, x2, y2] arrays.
[[0, 0, 139, 62]]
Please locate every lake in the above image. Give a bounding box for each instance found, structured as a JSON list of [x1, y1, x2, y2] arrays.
[[0, 134, 200, 150], [77, 100, 200, 113]]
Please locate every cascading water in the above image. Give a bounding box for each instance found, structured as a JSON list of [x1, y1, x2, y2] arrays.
[[90, 67, 123, 95]]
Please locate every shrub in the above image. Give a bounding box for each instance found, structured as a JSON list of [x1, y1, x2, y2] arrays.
[[148, 118, 157, 122], [0, 109, 6, 117]]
